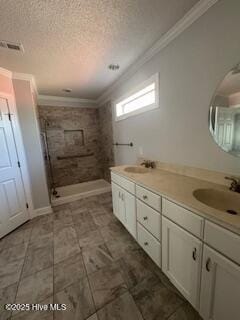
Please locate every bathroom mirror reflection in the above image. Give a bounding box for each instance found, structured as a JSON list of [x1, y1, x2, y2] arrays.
[[209, 63, 240, 157]]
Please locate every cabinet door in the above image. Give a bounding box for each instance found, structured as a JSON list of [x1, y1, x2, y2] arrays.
[[123, 190, 136, 239], [111, 182, 126, 225], [200, 245, 240, 320], [162, 217, 202, 309]]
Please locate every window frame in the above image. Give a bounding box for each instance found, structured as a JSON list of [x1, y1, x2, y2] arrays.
[[114, 73, 159, 121]]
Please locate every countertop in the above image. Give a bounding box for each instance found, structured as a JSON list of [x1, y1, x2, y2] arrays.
[[111, 165, 240, 236]]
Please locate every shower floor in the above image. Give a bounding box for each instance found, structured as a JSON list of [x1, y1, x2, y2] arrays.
[[51, 179, 111, 206]]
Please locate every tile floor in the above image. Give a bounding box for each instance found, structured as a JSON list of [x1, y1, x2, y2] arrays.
[[0, 192, 201, 320]]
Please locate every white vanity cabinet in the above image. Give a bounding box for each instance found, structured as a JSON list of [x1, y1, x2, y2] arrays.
[[111, 170, 240, 320], [162, 216, 202, 309], [111, 173, 136, 238], [200, 245, 240, 320], [162, 198, 240, 318], [111, 172, 162, 265]]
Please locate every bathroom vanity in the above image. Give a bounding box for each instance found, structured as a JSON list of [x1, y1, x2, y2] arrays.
[[111, 166, 240, 320]]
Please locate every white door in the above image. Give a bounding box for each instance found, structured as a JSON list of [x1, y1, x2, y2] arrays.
[[0, 97, 29, 238], [123, 190, 136, 239], [162, 217, 202, 309], [200, 245, 240, 320]]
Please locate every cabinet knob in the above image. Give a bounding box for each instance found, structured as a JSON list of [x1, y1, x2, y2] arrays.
[[144, 242, 148, 246], [192, 248, 197, 261], [206, 258, 211, 272], [143, 195, 148, 200], [143, 216, 148, 220]]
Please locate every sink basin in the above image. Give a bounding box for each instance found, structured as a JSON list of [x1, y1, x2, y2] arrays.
[[193, 188, 240, 215], [124, 166, 149, 174]]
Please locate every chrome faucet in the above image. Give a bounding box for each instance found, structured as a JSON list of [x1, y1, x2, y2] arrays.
[[140, 160, 155, 169], [225, 176, 240, 193]]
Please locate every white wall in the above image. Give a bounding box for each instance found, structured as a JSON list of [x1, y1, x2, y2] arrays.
[[107, 0, 240, 175], [13, 79, 50, 209], [0, 71, 14, 95]]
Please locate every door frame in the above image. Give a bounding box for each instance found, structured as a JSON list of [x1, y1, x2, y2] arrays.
[[0, 90, 34, 218]]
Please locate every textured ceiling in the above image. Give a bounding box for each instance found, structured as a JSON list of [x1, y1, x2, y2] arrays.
[[0, 0, 199, 99]]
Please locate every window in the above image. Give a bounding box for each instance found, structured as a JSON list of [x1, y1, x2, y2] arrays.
[[115, 73, 159, 121]]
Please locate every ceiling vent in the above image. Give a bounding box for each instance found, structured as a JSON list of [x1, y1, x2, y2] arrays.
[[0, 40, 24, 53]]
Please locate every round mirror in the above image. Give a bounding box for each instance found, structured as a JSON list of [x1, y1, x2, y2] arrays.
[[209, 63, 240, 157]]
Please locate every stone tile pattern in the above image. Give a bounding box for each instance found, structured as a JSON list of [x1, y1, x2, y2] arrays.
[[0, 193, 201, 320], [98, 101, 114, 182], [38, 105, 104, 187]]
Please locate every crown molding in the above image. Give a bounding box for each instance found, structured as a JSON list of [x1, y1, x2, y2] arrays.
[[37, 94, 98, 108], [97, 0, 219, 105], [12, 72, 38, 95], [0, 67, 12, 78]]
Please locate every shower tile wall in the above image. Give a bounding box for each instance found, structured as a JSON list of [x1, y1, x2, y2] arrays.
[[38, 105, 103, 187], [98, 101, 114, 182]]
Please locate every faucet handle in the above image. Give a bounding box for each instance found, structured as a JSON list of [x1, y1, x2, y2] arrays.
[[225, 176, 239, 184], [225, 176, 240, 192], [140, 159, 155, 168], [150, 161, 155, 169], [140, 159, 150, 167]]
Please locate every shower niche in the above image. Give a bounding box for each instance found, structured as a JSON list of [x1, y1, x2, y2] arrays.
[[38, 105, 104, 188], [57, 129, 86, 160], [64, 129, 84, 147], [57, 129, 95, 160]]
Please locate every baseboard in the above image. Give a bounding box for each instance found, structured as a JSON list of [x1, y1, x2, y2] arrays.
[[33, 205, 53, 218]]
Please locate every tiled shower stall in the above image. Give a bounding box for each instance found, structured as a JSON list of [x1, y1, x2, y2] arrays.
[[37, 102, 114, 202]]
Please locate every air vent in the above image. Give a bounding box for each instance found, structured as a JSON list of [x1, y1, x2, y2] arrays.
[[0, 40, 24, 53]]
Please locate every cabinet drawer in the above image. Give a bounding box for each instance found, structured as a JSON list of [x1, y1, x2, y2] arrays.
[[137, 222, 161, 267], [162, 199, 204, 238], [111, 172, 135, 194], [136, 185, 161, 211], [204, 221, 240, 265], [137, 200, 161, 240]]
